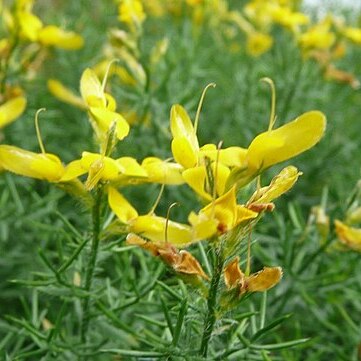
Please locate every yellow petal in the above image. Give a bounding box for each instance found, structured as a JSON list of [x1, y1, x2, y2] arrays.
[[170, 104, 197, 142], [171, 136, 198, 169], [170, 104, 199, 166], [182, 166, 212, 201], [129, 215, 194, 246], [0, 97, 27, 128], [141, 157, 184, 185], [344, 27, 361, 45], [80, 68, 105, 107], [47, 79, 86, 109], [18, 12, 43, 41], [224, 256, 244, 289], [0, 145, 64, 182], [182, 163, 230, 201], [248, 166, 301, 204], [108, 186, 138, 223], [245, 267, 283, 292], [59, 159, 87, 182], [247, 111, 326, 172], [188, 211, 218, 240], [38, 25, 84, 49], [200, 144, 247, 167], [335, 220, 361, 252], [200, 187, 238, 232], [116, 157, 147, 177], [89, 107, 130, 141], [81, 152, 123, 180]]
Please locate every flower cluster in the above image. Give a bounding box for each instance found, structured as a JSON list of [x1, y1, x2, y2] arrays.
[[0, 0, 83, 128], [0, 65, 327, 300]]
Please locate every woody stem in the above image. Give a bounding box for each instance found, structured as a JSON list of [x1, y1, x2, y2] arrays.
[[199, 245, 225, 357]]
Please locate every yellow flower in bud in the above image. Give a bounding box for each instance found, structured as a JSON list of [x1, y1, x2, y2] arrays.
[[0, 145, 64, 182], [224, 257, 282, 294], [38, 25, 84, 49], [170, 104, 199, 169], [334, 220, 361, 252], [141, 157, 184, 185], [0, 97, 27, 129], [248, 166, 302, 204], [79, 68, 130, 145], [246, 32, 273, 57]]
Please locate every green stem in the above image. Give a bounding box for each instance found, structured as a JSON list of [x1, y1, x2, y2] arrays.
[[80, 188, 103, 343], [199, 245, 224, 357]]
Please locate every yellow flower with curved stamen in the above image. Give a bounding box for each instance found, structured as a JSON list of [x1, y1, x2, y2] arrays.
[[227, 111, 326, 189], [0, 97, 27, 129], [246, 111, 326, 172]]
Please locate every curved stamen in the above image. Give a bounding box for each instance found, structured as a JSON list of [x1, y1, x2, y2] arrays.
[[101, 59, 119, 93], [194, 82, 216, 134], [260, 77, 277, 131], [165, 202, 179, 243], [35, 108, 46, 154]]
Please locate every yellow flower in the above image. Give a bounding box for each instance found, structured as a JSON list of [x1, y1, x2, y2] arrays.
[[141, 157, 184, 185], [50, 68, 130, 149], [38, 25, 84, 50], [227, 111, 326, 189], [189, 187, 258, 235], [246, 32, 273, 57], [118, 0, 146, 27], [0, 97, 27, 129], [334, 220, 361, 252], [271, 6, 309, 30], [299, 20, 335, 50], [61, 152, 147, 190], [0, 145, 64, 182], [247, 111, 326, 172], [343, 27, 361, 45]]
